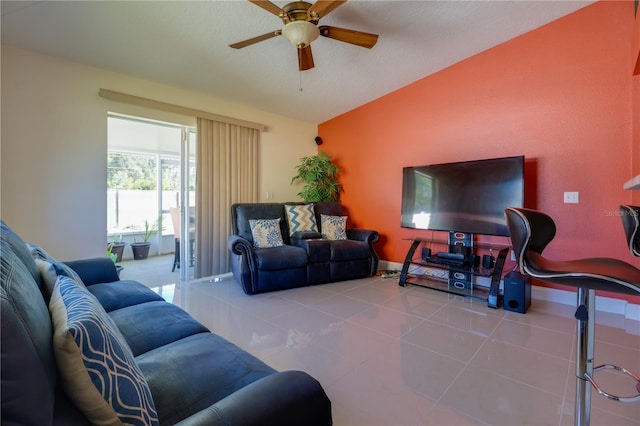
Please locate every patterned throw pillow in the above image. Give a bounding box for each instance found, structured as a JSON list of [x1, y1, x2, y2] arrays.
[[285, 204, 318, 236], [49, 276, 159, 426], [36, 258, 86, 298], [320, 214, 348, 240], [249, 218, 285, 248], [25, 242, 55, 261]]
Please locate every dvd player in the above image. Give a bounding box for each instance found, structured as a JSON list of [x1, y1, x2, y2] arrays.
[[427, 258, 465, 266], [435, 252, 465, 260], [423, 252, 467, 266]]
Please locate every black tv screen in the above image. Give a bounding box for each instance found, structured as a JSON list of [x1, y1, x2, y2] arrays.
[[401, 156, 524, 236]]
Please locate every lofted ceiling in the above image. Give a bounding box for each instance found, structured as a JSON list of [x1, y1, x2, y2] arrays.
[[1, 1, 594, 124]]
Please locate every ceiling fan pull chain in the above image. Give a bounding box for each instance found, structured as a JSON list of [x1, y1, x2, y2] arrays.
[[299, 70, 304, 92]]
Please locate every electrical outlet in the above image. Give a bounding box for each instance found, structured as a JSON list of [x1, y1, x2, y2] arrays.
[[564, 191, 579, 204]]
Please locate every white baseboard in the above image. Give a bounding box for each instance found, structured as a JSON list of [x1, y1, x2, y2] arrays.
[[379, 260, 404, 272], [378, 261, 640, 321], [529, 284, 640, 322]]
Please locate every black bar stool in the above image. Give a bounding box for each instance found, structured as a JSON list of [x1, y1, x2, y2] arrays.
[[620, 205, 640, 257], [504, 207, 640, 426]]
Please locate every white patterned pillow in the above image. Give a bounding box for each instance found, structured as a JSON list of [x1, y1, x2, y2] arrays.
[[36, 258, 86, 298], [249, 218, 285, 248], [26, 242, 56, 261], [285, 204, 318, 236], [49, 276, 159, 426], [320, 214, 348, 240]]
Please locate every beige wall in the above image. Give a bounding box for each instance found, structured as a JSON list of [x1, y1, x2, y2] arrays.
[[1, 45, 317, 260]]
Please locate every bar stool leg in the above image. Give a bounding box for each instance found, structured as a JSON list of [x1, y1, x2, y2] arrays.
[[172, 239, 180, 272], [574, 288, 595, 426]]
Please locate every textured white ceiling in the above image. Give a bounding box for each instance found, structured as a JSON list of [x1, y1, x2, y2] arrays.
[[1, 1, 594, 123]]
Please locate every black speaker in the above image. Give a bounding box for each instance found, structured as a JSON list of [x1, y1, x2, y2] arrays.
[[482, 254, 495, 269], [315, 136, 323, 145], [503, 271, 531, 313], [421, 247, 431, 260]]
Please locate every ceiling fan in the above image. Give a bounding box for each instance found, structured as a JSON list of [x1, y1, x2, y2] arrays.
[[229, 0, 379, 71]]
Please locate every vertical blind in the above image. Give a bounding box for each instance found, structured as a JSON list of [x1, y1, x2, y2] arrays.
[[195, 118, 259, 277]]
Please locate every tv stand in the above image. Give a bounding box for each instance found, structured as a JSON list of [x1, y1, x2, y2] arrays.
[[398, 234, 510, 308]]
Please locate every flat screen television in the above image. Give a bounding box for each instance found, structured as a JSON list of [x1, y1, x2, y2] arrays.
[[401, 155, 524, 236]]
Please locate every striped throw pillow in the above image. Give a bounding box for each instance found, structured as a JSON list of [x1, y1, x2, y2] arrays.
[[285, 204, 318, 236]]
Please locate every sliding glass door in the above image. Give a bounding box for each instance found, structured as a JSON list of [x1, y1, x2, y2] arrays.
[[178, 128, 196, 281], [107, 114, 196, 280]]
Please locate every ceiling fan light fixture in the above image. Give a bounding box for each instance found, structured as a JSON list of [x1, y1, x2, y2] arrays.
[[281, 20, 319, 48]]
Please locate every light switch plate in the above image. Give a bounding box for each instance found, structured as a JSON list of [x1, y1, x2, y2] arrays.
[[564, 191, 579, 203]]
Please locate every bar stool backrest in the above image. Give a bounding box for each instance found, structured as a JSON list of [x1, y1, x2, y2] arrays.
[[504, 207, 556, 272], [620, 205, 640, 257]]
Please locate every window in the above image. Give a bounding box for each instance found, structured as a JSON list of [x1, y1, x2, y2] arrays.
[[108, 152, 159, 234]]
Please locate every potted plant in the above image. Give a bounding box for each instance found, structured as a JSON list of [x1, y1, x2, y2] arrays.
[[291, 151, 342, 202], [106, 235, 126, 263], [107, 242, 125, 275], [130, 219, 156, 260]]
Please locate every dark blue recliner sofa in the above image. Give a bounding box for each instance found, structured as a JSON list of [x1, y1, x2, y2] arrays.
[[1, 220, 332, 425], [228, 202, 379, 295]]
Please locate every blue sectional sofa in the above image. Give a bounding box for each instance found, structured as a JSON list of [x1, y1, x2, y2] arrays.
[[228, 202, 379, 295], [1, 220, 332, 425]]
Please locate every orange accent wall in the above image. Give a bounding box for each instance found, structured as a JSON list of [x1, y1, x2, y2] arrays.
[[319, 1, 640, 303], [633, 3, 640, 205], [633, 74, 639, 206]]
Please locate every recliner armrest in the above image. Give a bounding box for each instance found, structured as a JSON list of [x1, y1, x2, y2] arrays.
[[347, 228, 379, 244], [292, 231, 323, 240], [228, 235, 254, 255], [174, 370, 332, 426], [64, 257, 120, 286]]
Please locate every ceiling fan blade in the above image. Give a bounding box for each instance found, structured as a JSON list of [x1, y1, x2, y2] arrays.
[[298, 45, 315, 71], [319, 25, 378, 48], [229, 30, 281, 49], [308, 1, 346, 18], [248, 0, 284, 17]]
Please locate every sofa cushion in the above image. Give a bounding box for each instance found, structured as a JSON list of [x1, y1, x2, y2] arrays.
[[136, 332, 277, 425], [330, 240, 372, 261], [1, 221, 42, 286], [49, 275, 159, 426], [296, 239, 332, 263], [108, 301, 209, 356], [87, 280, 165, 312], [250, 218, 285, 248], [320, 214, 348, 240], [255, 245, 308, 270], [285, 204, 318, 236], [1, 223, 57, 426]]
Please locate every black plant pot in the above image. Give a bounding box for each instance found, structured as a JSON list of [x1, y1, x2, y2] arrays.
[[108, 242, 126, 263], [131, 242, 151, 260]]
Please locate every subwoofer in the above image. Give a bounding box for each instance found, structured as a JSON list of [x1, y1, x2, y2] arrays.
[[503, 271, 531, 313]]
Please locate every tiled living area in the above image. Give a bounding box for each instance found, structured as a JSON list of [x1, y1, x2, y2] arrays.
[[123, 257, 639, 425]]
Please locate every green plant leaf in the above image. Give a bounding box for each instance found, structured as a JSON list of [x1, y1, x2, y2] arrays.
[[291, 152, 342, 202]]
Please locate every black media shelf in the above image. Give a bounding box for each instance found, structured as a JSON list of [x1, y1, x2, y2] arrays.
[[401, 273, 492, 300], [399, 236, 511, 309]]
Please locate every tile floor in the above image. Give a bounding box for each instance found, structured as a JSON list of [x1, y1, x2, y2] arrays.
[[132, 259, 640, 425], [118, 254, 181, 287]]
